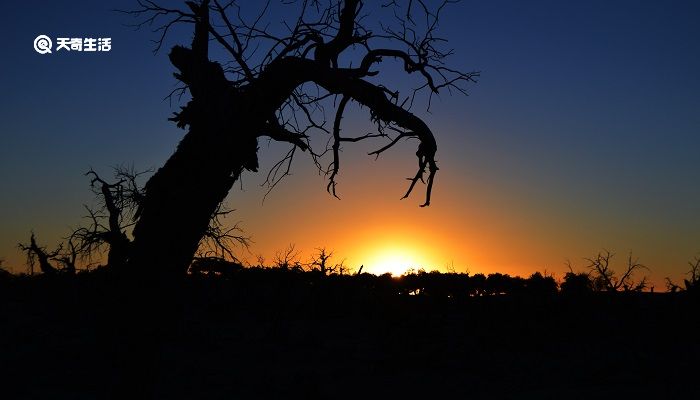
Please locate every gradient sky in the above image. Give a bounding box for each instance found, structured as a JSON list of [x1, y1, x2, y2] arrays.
[[1, 0, 699, 287]]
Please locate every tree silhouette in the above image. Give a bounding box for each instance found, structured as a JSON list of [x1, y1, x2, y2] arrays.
[[560, 271, 593, 295], [586, 250, 648, 292], [682, 256, 700, 293], [666, 256, 700, 294], [308, 247, 348, 275], [120, 0, 477, 276], [273, 244, 303, 271], [525, 271, 557, 296], [71, 168, 144, 269], [18, 233, 62, 275]]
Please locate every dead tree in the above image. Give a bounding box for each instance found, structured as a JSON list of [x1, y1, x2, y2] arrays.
[[308, 247, 347, 275], [273, 244, 302, 271], [667, 256, 700, 293], [53, 238, 79, 274], [683, 256, 700, 292], [18, 233, 61, 275], [69, 168, 143, 268], [586, 250, 648, 292], [22, 165, 247, 274], [18, 231, 85, 275], [119, 0, 478, 277]]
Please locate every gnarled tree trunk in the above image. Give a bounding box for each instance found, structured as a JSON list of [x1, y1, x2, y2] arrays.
[[127, 3, 260, 276], [125, 0, 447, 278]]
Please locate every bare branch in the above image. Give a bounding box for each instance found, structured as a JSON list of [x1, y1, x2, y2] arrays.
[[18, 233, 60, 275], [586, 250, 648, 292], [197, 203, 250, 262]]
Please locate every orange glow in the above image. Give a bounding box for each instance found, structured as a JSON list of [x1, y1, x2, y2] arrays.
[[363, 245, 430, 276], [7, 140, 666, 289]]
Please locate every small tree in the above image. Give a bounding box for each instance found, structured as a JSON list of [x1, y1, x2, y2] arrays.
[[22, 166, 248, 273], [560, 259, 593, 295], [18, 233, 61, 275], [586, 250, 648, 292], [667, 256, 700, 293], [273, 244, 302, 271], [69, 167, 145, 268], [683, 256, 700, 292], [561, 272, 593, 295], [525, 271, 558, 296], [308, 247, 348, 275]]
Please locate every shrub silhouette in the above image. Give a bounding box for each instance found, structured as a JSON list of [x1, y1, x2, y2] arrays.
[[561, 271, 593, 295], [188, 256, 244, 278], [525, 272, 558, 296]]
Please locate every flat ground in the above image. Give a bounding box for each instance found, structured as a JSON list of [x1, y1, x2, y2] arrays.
[[1, 272, 698, 399]]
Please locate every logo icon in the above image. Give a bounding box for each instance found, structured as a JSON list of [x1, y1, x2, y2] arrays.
[[34, 35, 53, 54]]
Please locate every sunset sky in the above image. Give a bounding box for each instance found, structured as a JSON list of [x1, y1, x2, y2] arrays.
[[1, 0, 698, 287]]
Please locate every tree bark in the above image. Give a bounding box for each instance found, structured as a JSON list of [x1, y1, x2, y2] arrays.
[[127, 44, 261, 277]]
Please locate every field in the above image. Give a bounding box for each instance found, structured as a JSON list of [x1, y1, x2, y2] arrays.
[[1, 269, 698, 399]]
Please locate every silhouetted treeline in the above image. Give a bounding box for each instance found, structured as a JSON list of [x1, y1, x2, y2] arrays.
[[183, 256, 700, 298], [3, 255, 699, 299]]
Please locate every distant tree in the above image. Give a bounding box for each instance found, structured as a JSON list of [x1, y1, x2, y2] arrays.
[[665, 277, 681, 293], [52, 238, 78, 274], [525, 271, 558, 296], [118, 0, 477, 277], [559, 259, 593, 295], [22, 166, 248, 273], [18, 233, 62, 275], [471, 273, 487, 296], [682, 256, 700, 293], [308, 247, 348, 276], [586, 250, 648, 292], [273, 244, 302, 271], [485, 273, 515, 295], [14, 168, 144, 275], [69, 168, 145, 269], [560, 271, 593, 295], [399, 269, 423, 295], [666, 256, 700, 293], [442, 272, 471, 299]]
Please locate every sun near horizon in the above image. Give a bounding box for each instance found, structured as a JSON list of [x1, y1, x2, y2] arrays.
[[362, 245, 435, 276]]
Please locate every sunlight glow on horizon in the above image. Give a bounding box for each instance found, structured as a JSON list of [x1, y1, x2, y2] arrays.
[[361, 244, 437, 276]]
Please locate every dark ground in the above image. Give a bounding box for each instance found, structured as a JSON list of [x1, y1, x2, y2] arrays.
[[1, 271, 698, 399]]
